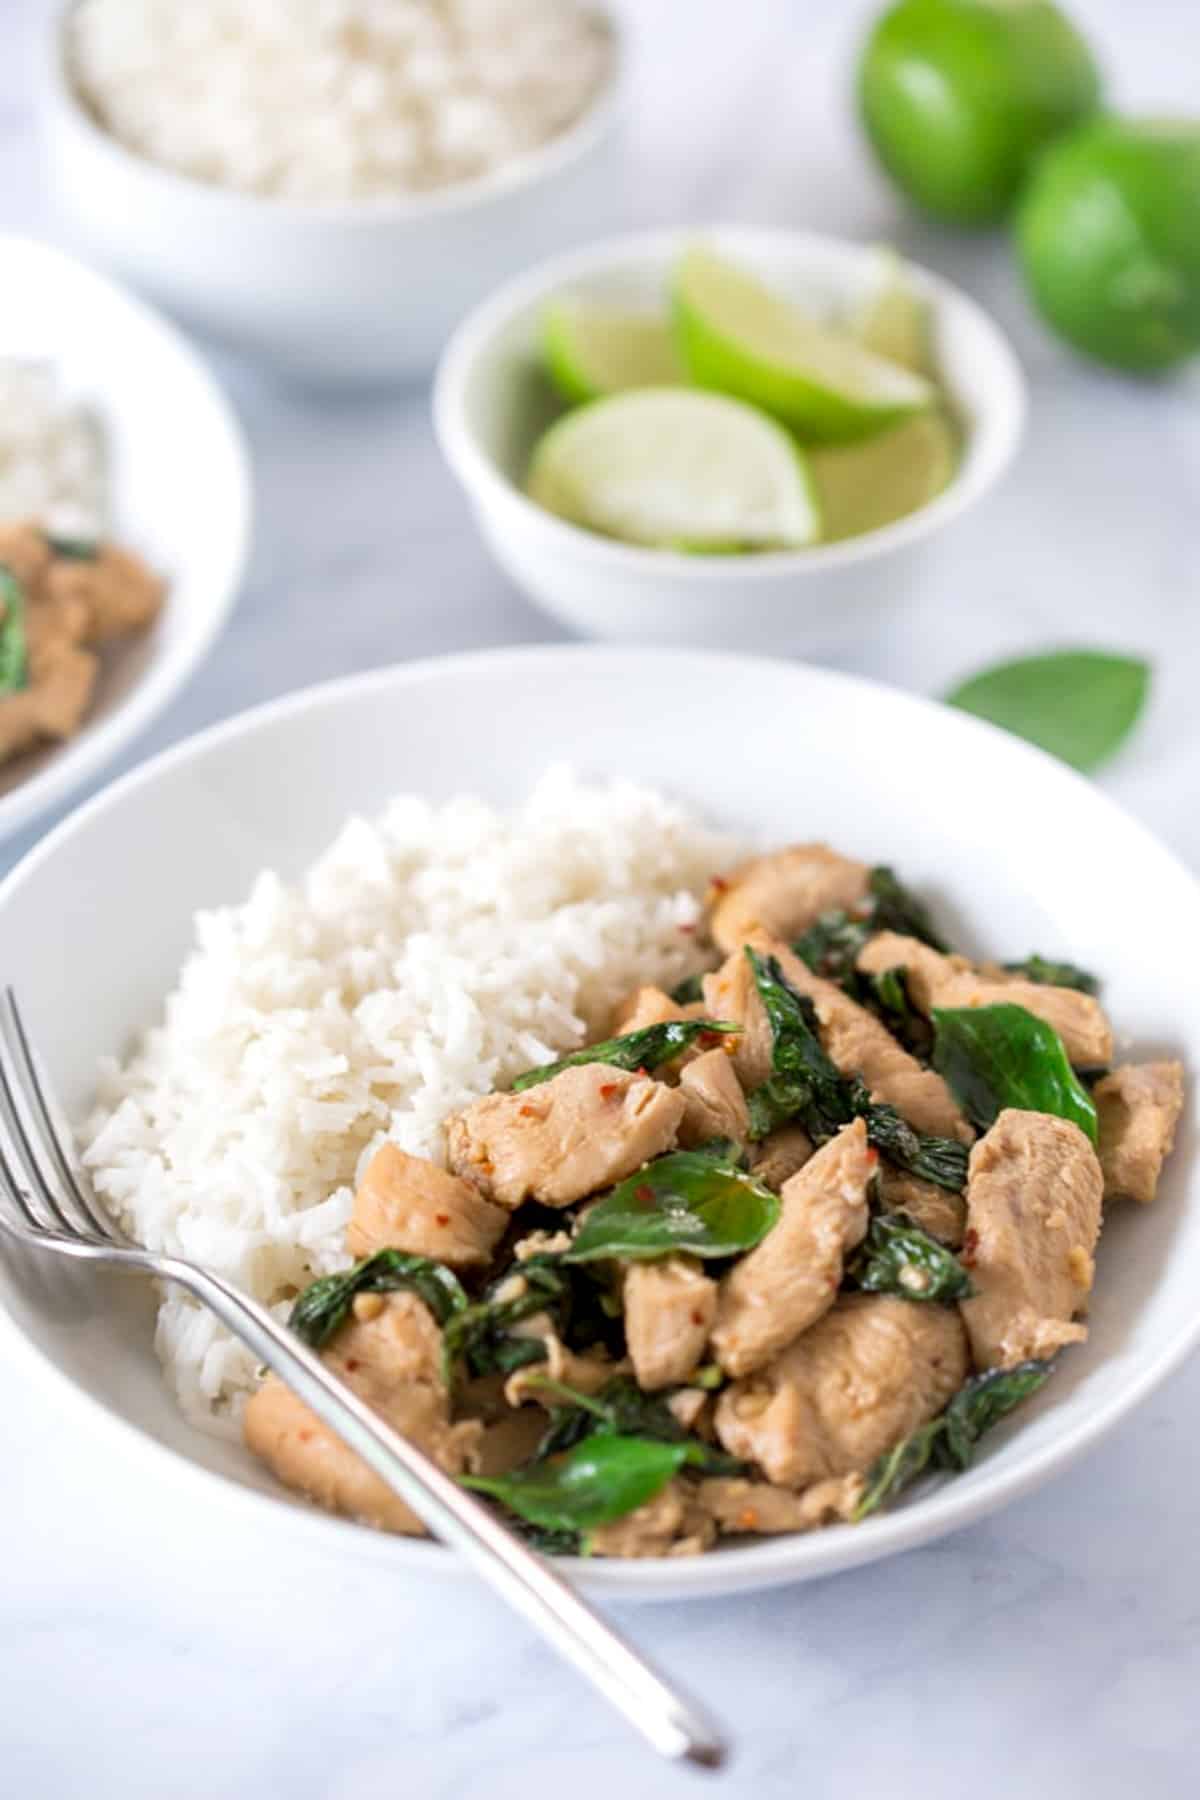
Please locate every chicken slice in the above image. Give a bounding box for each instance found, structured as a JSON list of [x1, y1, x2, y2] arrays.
[[346, 1141, 508, 1268], [447, 1063, 685, 1210], [623, 1255, 717, 1390], [702, 950, 775, 1089], [858, 932, 1113, 1069], [698, 1474, 863, 1535], [750, 1124, 814, 1191], [586, 1480, 716, 1559], [715, 1294, 969, 1487], [959, 1108, 1103, 1370], [610, 985, 685, 1034], [877, 1165, 966, 1248], [0, 521, 53, 589], [0, 582, 100, 762], [1094, 1061, 1185, 1204], [243, 1291, 479, 1536], [708, 843, 869, 955], [762, 939, 972, 1142], [712, 1118, 873, 1379], [46, 542, 165, 641], [678, 1045, 749, 1148]]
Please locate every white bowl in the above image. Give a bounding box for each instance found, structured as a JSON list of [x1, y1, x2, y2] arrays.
[[41, 1, 627, 386], [0, 235, 250, 841], [0, 645, 1194, 1603], [433, 229, 1027, 652]]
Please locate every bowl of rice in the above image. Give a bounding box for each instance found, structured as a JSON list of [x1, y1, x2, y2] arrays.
[[42, 0, 626, 385]]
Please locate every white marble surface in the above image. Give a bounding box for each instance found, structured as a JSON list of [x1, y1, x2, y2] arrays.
[[3, 2, 1200, 1795]]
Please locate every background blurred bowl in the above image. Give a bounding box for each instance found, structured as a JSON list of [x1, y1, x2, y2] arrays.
[[41, 0, 627, 386], [0, 234, 250, 840], [433, 228, 1027, 653]]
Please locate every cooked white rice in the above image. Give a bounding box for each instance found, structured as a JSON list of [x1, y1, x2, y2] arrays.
[[0, 360, 107, 537], [69, 0, 614, 203], [80, 769, 738, 1433]]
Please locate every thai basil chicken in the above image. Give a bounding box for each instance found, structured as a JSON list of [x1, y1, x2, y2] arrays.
[[244, 842, 1184, 1555]]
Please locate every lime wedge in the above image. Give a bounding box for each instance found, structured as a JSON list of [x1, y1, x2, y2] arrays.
[[543, 300, 682, 404], [525, 388, 820, 550], [673, 247, 934, 442], [810, 412, 957, 541], [852, 251, 932, 376]]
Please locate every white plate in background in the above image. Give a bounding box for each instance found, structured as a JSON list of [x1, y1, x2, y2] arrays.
[[0, 645, 1194, 1600], [0, 235, 251, 838]]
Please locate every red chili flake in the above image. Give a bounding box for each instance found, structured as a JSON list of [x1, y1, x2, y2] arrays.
[[518, 1104, 538, 1118], [345, 1358, 360, 1373], [961, 1228, 980, 1268], [599, 1082, 620, 1100], [690, 1309, 706, 1326], [865, 1148, 880, 1167], [634, 1184, 656, 1207], [297, 1429, 314, 1444], [435, 1213, 450, 1227], [698, 1031, 721, 1049], [679, 922, 696, 935], [710, 876, 729, 893], [635, 1066, 650, 1078], [738, 1508, 759, 1531]]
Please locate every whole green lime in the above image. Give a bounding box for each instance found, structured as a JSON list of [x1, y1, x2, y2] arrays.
[[858, 0, 1102, 225], [1018, 118, 1200, 372]]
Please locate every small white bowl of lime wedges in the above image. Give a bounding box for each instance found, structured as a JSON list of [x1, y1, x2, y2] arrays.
[[433, 228, 1026, 652]]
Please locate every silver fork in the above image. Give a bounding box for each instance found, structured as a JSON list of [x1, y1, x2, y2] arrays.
[[0, 989, 727, 1772]]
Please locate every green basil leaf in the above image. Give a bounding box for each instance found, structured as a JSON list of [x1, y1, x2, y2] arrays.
[[931, 1003, 1098, 1143], [936, 1361, 1053, 1470], [441, 1252, 621, 1381], [846, 1211, 974, 1302], [854, 1358, 1055, 1519], [511, 1018, 738, 1091], [945, 650, 1150, 772], [463, 1434, 695, 1532], [848, 1082, 969, 1191], [745, 948, 854, 1141], [526, 1375, 744, 1476], [0, 566, 29, 695], [45, 534, 99, 561], [867, 866, 948, 952], [1002, 954, 1099, 996], [564, 1150, 779, 1263], [852, 1417, 945, 1520], [290, 1249, 468, 1349]]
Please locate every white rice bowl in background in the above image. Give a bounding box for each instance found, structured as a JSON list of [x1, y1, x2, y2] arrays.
[[80, 767, 739, 1435]]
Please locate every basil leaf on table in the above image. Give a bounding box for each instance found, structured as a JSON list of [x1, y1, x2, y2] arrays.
[[854, 1360, 1054, 1519], [564, 1150, 779, 1263], [1002, 954, 1099, 996], [289, 1249, 468, 1349], [845, 1211, 974, 1302], [931, 1003, 1098, 1143], [463, 1434, 701, 1535], [0, 566, 29, 695], [511, 1018, 738, 1091], [945, 650, 1150, 772]]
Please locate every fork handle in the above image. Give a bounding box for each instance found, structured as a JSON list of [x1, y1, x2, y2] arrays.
[[159, 1257, 727, 1770]]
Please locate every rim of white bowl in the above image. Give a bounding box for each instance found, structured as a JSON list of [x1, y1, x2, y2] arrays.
[[0, 643, 1196, 1599], [433, 227, 1028, 581], [45, 0, 628, 227], [0, 233, 252, 841]]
